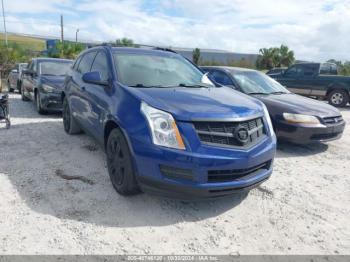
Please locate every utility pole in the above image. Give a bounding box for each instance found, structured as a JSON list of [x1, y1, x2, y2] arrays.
[[75, 28, 79, 43], [60, 15, 64, 56], [1, 0, 8, 48]]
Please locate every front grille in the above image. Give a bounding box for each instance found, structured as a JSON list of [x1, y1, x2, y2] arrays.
[[207, 161, 271, 183], [193, 117, 266, 148], [322, 116, 344, 125]]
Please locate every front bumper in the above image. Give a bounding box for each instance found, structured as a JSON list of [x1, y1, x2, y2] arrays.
[[129, 134, 276, 200], [276, 120, 346, 144], [40, 92, 62, 111]]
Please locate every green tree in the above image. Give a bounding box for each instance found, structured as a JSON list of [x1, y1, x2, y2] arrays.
[[48, 41, 86, 59], [256, 45, 295, 69], [0, 42, 32, 86], [278, 45, 295, 67], [256, 48, 277, 69], [192, 48, 201, 65], [116, 38, 138, 47]]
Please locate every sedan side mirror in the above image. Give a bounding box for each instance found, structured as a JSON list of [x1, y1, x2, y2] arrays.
[[82, 71, 108, 86]]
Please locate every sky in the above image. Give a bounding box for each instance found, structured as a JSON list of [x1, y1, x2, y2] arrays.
[[2, 0, 350, 61]]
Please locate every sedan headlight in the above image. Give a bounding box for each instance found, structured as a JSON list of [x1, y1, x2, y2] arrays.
[[141, 102, 185, 150], [42, 84, 55, 93], [283, 113, 321, 125], [262, 104, 275, 137]]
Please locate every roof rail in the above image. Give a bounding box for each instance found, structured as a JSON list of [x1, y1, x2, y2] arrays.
[[138, 44, 178, 54], [88, 43, 178, 53]]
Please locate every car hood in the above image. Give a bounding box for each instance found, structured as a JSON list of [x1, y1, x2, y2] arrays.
[[256, 93, 341, 118], [41, 75, 66, 90], [126, 86, 264, 121]]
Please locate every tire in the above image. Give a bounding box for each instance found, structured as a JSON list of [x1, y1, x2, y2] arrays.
[[21, 84, 29, 101], [106, 128, 140, 196], [62, 96, 81, 134], [35, 92, 46, 114], [328, 89, 349, 107], [6, 119, 10, 129], [17, 81, 21, 93]]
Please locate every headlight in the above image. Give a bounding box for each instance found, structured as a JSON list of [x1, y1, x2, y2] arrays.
[[262, 104, 275, 137], [42, 84, 55, 93], [141, 102, 185, 150], [283, 113, 321, 125]]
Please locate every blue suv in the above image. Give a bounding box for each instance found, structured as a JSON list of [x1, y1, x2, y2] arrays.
[[62, 46, 276, 199]]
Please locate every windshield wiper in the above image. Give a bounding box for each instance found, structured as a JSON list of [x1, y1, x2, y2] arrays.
[[247, 92, 269, 95], [269, 91, 289, 95], [129, 84, 163, 88], [178, 83, 210, 88]]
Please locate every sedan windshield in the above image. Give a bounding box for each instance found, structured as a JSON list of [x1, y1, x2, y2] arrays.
[[233, 71, 289, 95], [39, 61, 72, 76], [113, 53, 210, 88]]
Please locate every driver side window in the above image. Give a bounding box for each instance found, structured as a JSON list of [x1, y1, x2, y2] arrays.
[[210, 70, 234, 86], [91, 51, 109, 81], [78, 51, 97, 74]]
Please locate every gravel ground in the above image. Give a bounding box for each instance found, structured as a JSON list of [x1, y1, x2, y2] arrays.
[[0, 93, 349, 255]]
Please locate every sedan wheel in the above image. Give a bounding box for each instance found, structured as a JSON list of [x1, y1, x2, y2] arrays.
[[62, 97, 81, 134], [35, 92, 46, 114], [21, 85, 29, 101]]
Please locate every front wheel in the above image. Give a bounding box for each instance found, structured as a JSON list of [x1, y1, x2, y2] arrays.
[[106, 128, 140, 196], [21, 84, 29, 101], [62, 96, 81, 134], [35, 92, 46, 114], [328, 89, 349, 107]]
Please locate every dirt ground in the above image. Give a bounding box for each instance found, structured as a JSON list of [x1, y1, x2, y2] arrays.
[[0, 93, 349, 255]]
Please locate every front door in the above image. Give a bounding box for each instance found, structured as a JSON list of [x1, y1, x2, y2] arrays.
[[81, 51, 111, 141]]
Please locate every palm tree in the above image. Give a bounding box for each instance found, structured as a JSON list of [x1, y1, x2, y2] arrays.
[[278, 45, 295, 67], [257, 48, 276, 69]]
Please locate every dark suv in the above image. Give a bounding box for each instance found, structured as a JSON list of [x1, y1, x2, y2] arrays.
[[62, 46, 276, 199]]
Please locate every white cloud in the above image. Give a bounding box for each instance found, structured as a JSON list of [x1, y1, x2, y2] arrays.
[[2, 0, 350, 61]]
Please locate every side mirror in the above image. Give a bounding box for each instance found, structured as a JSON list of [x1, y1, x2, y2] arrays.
[[23, 69, 33, 76], [82, 71, 108, 86], [201, 73, 215, 87]]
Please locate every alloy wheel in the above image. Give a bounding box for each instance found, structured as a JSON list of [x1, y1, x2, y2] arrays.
[[107, 136, 126, 186], [331, 93, 344, 105]]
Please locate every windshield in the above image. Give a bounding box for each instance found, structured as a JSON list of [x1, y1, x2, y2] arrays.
[[113, 53, 208, 87], [233, 71, 289, 94], [39, 61, 72, 76]]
